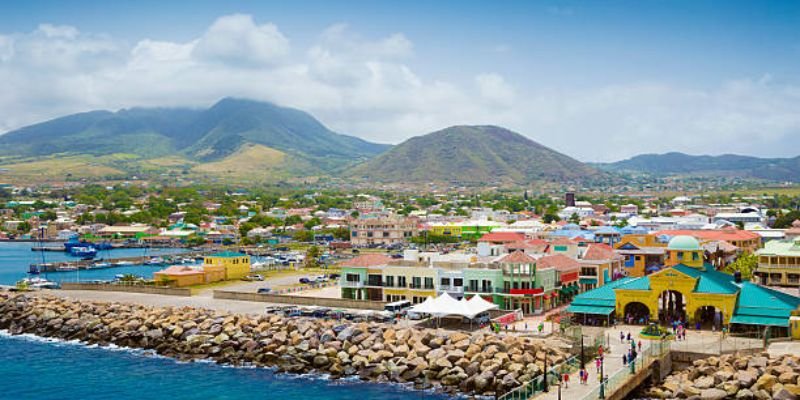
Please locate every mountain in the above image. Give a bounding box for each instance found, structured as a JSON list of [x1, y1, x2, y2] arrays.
[[598, 152, 800, 182], [347, 125, 603, 184], [0, 98, 391, 180]]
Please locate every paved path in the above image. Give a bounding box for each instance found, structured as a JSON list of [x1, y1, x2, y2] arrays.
[[536, 330, 650, 400]]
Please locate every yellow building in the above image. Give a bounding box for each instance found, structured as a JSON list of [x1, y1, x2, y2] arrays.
[[153, 264, 226, 287], [381, 265, 437, 304], [569, 235, 800, 336], [203, 251, 251, 280]]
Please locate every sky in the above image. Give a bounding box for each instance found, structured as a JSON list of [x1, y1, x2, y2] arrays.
[[0, 0, 798, 162]]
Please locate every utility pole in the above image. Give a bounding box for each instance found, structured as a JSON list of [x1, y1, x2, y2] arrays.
[[599, 345, 605, 399], [543, 355, 549, 392]]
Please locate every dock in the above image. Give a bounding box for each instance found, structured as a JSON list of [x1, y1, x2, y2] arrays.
[[29, 251, 212, 273]]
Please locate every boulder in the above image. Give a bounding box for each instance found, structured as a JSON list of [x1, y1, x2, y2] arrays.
[[700, 388, 728, 400]]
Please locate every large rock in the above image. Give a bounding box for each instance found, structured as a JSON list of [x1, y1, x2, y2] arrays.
[[695, 376, 716, 389], [701, 388, 728, 400], [757, 374, 778, 392]]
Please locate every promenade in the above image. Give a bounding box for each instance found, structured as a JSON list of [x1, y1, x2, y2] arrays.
[[536, 327, 649, 400]]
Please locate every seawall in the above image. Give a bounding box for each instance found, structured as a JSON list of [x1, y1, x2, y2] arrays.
[[0, 293, 569, 397]]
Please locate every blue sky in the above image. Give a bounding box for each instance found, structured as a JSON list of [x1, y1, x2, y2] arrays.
[[0, 1, 798, 161]]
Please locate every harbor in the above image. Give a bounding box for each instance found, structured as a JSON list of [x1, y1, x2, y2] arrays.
[[28, 252, 210, 273]]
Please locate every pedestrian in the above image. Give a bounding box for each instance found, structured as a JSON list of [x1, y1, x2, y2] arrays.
[[595, 357, 601, 374], [620, 331, 624, 343], [524, 322, 528, 331], [563, 372, 569, 388], [578, 368, 584, 385], [622, 353, 627, 365], [638, 340, 642, 353], [626, 332, 631, 341]]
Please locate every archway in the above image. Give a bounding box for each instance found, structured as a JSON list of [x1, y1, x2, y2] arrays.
[[694, 306, 723, 330], [658, 290, 686, 324], [623, 302, 651, 325]]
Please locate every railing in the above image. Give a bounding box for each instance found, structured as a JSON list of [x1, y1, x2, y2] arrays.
[[340, 281, 364, 288], [579, 340, 670, 400], [440, 285, 464, 293], [498, 356, 581, 400]]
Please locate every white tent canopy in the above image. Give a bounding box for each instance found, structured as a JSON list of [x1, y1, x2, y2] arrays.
[[408, 293, 498, 319]]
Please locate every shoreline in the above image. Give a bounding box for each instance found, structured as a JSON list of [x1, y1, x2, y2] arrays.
[[0, 292, 570, 398]]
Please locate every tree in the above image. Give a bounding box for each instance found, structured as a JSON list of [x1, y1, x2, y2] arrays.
[[16, 221, 31, 233], [304, 245, 321, 268], [773, 211, 800, 229], [569, 213, 580, 224], [293, 230, 314, 242], [723, 252, 757, 281], [303, 217, 322, 230], [543, 213, 560, 224]]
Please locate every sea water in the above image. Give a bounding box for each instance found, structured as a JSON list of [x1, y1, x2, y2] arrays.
[[0, 332, 447, 400], [0, 242, 188, 285]]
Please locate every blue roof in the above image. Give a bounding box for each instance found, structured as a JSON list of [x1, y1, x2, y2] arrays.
[[595, 226, 621, 234], [567, 304, 615, 315]]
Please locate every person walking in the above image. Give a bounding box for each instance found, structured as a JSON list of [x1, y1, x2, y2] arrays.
[[563, 372, 569, 388], [637, 340, 642, 353], [620, 331, 624, 343], [595, 357, 601, 374], [578, 368, 584, 385], [626, 332, 631, 341], [622, 353, 627, 366]]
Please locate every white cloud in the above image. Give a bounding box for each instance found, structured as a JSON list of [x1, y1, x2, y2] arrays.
[[192, 14, 290, 66], [0, 14, 798, 162]]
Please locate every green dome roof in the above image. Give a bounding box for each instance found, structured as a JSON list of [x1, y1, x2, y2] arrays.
[[667, 235, 701, 251]]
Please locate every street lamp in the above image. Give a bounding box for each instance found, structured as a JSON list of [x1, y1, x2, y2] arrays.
[[598, 345, 605, 399]]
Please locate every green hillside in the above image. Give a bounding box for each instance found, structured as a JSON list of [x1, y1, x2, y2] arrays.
[[597, 152, 800, 182], [347, 125, 603, 184]]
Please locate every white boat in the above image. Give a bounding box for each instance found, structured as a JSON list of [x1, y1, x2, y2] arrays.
[[92, 262, 111, 268], [18, 277, 60, 290], [56, 265, 78, 272], [144, 257, 165, 265], [114, 261, 134, 266]]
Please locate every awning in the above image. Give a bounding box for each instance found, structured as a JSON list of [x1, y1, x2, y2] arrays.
[[567, 305, 614, 315], [579, 278, 597, 285], [729, 314, 789, 327]]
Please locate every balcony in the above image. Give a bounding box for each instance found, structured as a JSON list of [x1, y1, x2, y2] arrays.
[[440, 285, 464, 293], [466, 287, 501, 294], [340, 281, 364, 289]]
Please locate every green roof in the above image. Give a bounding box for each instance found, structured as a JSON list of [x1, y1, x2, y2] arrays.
[[571, 277, 637, 308], [732, 281, 800, 325], [567, 305, 615, 315], [616, 276, 651, 291], [211, 251, 247, 258], [667, 235, 701, 251], [756, 239, 800, 257], [672, 264, 739, 294], [729, 315, 789, 327]]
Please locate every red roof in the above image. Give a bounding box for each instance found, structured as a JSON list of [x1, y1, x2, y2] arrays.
[[654, 228, 760, 242], [479, 232, 525, 243], [339, 254, 392, 268], [582, 243, 619, 261], [498, 250, 537, 264], [536, 254, 580, 271]]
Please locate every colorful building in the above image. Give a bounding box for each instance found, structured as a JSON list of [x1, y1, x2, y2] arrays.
[[428, 220, 499, 239], [153, 264, 226, 287], [339, 254, 392, 301], [614, 234, 667, 277], [755, 238, 800, 287], [654, 227, 761, 253], [577, 243, 623, 291], [568, 235, 800, 336]]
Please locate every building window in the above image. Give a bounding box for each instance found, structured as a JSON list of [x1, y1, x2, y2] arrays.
[[398, 276, 406, 287], [440, 278, 450, 286], [424, 277, 434, 289], [385, 276, 394, 287], [453, 278, 463, 287]]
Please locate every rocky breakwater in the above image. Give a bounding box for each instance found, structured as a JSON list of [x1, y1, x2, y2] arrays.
[[643, 353, 800, 400], [0, 293, 569, 397]]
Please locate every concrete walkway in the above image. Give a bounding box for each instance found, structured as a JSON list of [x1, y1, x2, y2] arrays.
[[536, 331, 650, 400]]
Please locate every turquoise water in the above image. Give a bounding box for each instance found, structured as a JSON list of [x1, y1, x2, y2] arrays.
[[0, 332, 446, 400], [0, 242, 189, 285]]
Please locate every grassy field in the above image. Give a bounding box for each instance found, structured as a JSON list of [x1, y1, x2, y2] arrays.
[[0, 154, 126, 182]]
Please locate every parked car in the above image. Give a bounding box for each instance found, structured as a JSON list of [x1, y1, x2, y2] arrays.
[[246, 274, 264, 281], [285, 308, 302, 317], [312, 308, 331, 318], [257, 287, 271, 294], [299, 277, 311, 284], [327, 273, 340, 280]]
